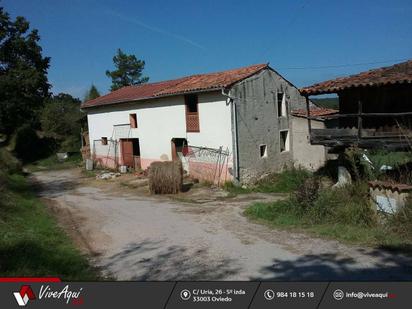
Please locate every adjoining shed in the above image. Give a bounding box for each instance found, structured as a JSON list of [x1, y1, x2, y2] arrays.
[[300, 60, 412, 150]]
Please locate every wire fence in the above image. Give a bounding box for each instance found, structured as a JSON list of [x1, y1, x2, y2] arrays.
[[92, 139, 119, 169], [184, 145, 231, 185]]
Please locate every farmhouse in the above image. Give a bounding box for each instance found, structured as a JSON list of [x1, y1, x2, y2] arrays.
[[81, 64, 332, 184]]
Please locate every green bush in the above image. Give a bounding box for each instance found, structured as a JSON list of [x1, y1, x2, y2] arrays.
[[343, 146, 374, 181], [13, 125, 56, 163], [254, 167, 311, 193], [311, 183, 377, 227], [388, 196, 412, 239], [293, 176, 320, 211], [0, 148, 22, 174], [59, 136, 81, 152]]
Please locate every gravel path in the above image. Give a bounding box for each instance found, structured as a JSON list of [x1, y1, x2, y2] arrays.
[[33, 169, 412, 281]]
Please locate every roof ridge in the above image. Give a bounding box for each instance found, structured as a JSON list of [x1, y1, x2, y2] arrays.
[[82, 63, 269, 108]]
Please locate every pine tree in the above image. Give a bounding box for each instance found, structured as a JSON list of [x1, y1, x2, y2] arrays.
[[105, 49, 149, 91], [84, 84, 101, 101]]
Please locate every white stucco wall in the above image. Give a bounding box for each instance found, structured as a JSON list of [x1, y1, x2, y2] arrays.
[[86, 91, 233, 170], [291, 116, 327, 171]]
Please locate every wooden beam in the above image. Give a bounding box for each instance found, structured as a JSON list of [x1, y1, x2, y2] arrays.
[[357, 94, 362, 139], [309, 111, 412, 120]]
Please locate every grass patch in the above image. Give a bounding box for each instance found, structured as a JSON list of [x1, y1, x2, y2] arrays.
[[245, 182, 410, 249], [81, 169, 97, 178], [225, 168, 311, 195], [0, 172, 98, 279], [368, 150, 412, 169], [245, 201, 405, 247], [25, 152, 82, 172], [223, 182, 252, 194]]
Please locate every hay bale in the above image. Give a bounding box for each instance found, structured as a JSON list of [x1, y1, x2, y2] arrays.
[[149, 161, 183, 194]]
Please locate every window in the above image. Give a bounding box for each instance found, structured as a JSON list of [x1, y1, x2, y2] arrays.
[[101, 137, 108, 145], [186, 94, 198, 113], [259, 144, 267, 158], [277, 92, 287, 117], [129, 113, 137, 128], [185, 94, 199, 132], [280, 130, 290, 152]]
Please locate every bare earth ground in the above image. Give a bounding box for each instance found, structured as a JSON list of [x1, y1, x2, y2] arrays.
[[32, 168, 412, 281]]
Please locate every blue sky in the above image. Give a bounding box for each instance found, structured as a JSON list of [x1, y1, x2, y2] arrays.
[[3, 0, 412, 99]]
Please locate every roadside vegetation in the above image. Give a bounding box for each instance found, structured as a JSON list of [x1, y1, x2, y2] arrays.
[[224, 167, 310, 195], [0, 149, 98, 279], [25, 153, 82, 173], [243, 148, 412, 251]]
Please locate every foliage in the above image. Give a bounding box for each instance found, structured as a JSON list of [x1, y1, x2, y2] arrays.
[[0, 7, 50, 134], [367, 150, 412, 184], [255, 168, 311, 193], [0, 147, 21, 174], [368, 150, 412, 169], [13, 125, 56, 163], [311, 97, 339, 109], [40, 93, 82, 152], [106, 48, 149, 91], [0, 172, 98, 279], [342, 146, 374, 181], [309, 182, 377, 227], [245, 182, 393, 246], [25, 152, 82, 172], [84, 84, 100, 102], [388, 196, 412, 240], [223, 182, 251, 194], [293, 176, 320, 211], [224, 168, 311, 194]]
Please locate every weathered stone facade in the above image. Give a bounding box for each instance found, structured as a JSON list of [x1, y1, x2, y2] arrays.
[[229, 68, 313, 184]]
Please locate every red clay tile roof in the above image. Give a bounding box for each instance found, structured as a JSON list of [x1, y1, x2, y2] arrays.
[[300, 60, 412, 96], [291, 107, 338, 119], [368, 180, 412, 192], [82, 64, 268, 108]]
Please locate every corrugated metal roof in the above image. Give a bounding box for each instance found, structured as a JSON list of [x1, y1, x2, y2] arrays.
[[82, 64, 268, 109], [300, 60, 412, 96]]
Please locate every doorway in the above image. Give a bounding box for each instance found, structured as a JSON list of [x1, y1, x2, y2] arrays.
[[121, 138, 141, 169]]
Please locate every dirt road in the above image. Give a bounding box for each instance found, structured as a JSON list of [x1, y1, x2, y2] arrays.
[[33, 169, 412, 280]]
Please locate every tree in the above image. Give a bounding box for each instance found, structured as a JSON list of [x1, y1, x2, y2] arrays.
[[105, 48, 148, 91], [0, 7, 50, 134], [40, 93, 82, 152], [84, 84, 100, 102]]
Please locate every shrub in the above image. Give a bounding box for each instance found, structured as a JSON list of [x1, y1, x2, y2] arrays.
[[310, 182, 377, 227], [59, 136, 81, 153], [293, 176, 320, 211], [149, 161, 183, 194], [0, 148, 21, 174], [13, 125, 56, 163], [254, 167, 311, 193], [388, 196, 412, 239], [342, 146, 374, 181]]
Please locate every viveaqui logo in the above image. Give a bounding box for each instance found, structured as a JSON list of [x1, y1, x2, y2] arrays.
[[13, 285, 36, 306], [13, 284, 84, 306]]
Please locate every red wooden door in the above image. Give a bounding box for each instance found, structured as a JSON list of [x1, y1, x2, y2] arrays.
[[121, 139, 134, 167]]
